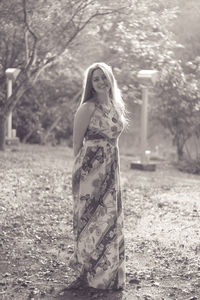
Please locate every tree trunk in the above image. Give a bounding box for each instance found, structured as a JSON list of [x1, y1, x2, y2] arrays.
[[22, 126, 38, 144], [177, 146, 184, 161], [0, 116, 6, 151], [41, 115, 63, 145], [176, 138, 185, 161]]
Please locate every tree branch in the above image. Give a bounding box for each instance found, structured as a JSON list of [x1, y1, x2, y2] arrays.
[[22, 0, 38, 70], [26, 6, 126, 84], [3, 1, 127, 118]]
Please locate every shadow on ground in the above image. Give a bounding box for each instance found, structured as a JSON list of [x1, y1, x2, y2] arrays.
[[47, 286, 124, 300]]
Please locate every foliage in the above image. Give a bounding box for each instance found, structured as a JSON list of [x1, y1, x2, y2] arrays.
[[153, 59, 200, 160], [152, 0, 200, 161], [177, 158, 200, 175], [172, 0, 200, 61], [13, 86, 45, 143], [12, 66, 81, 144]]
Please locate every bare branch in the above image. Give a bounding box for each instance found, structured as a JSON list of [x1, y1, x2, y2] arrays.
[[2, 37, 9, 69], [57, 8, 120, 56], [45, 0, 94, 41], [27, 6, 126, 83], [22, 0, 37, 70]]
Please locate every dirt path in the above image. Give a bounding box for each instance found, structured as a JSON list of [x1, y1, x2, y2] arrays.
[[0, 146, 199, 300]]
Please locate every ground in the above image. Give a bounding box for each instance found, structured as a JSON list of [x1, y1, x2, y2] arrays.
[[0, 144, 199, 300]]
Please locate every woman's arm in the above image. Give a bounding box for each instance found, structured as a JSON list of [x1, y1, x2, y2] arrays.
[[73, 102, 95, 157]]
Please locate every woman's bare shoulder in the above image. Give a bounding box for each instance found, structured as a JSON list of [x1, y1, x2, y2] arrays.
[[75, 100, 96, 118], [83, 100, 96, 109], [77, 101, 95, 113]]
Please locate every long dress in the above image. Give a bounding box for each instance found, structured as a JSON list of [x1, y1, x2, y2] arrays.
[[71, 102, 125, 290]]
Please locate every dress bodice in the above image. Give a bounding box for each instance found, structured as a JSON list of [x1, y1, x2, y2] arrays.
[[84, 103, 123, 144]]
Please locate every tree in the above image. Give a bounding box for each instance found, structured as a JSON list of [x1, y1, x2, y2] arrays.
[[153, 59, 200, 160], [13, 65, 82, 144], [0, 0, 124, 150]]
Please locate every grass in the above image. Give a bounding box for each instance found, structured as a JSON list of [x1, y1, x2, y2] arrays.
[[0, 144, 200, 300]]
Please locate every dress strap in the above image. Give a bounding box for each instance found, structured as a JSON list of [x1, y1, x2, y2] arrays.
[[95, 102, 113, 116]]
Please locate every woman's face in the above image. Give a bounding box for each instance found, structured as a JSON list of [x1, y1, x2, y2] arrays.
[[92, 68, 111, 95]]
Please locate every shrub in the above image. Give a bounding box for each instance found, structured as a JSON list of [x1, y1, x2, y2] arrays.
[[177, 158, 200, 174]]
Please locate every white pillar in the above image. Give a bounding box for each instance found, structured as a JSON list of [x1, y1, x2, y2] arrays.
[[7, 79, 13, 139], [140, 86, 148, 164], [5, 68, 20, 139]]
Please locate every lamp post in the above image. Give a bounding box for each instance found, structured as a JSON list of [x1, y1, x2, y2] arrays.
[[131, 70, 158, 171], [5, 68, 20, 140]]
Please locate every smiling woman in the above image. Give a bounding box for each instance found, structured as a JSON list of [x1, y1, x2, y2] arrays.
[[68, 62, 127, 290]]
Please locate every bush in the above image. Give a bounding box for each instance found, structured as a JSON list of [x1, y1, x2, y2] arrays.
[[177, 158, 200, 174]]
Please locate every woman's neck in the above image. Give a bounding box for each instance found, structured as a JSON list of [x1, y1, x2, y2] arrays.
[[96, 92, 110, 106]]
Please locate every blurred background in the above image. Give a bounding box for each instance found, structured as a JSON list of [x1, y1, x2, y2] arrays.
[[0, 0, 200, 173]]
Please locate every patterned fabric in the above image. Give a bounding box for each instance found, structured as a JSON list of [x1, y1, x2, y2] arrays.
[[71, 102, 125, 290]]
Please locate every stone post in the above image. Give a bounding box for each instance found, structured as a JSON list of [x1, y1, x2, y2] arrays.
[[7, 78, 13, 139], [5, 68, 20, 145], [5, 68, 20, 139], [131, 70, 158, 171]]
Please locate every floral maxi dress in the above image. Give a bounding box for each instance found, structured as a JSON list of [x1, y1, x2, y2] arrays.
[[71, 103, 125, 290]]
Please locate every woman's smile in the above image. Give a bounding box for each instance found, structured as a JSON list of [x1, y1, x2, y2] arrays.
[[98, 84, 107, 89]]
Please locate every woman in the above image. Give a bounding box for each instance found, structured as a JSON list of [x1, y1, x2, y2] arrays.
[[70, 62, 126, 290]]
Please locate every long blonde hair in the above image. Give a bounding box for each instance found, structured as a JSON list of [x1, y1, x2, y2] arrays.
[[80, 62, 127, 125]]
